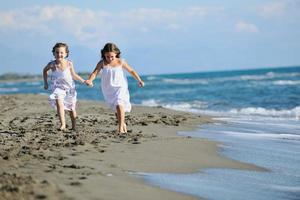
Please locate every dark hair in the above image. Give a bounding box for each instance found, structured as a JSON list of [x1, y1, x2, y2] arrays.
[[52, 42, 69, 57], [101, 43, 121, 61]]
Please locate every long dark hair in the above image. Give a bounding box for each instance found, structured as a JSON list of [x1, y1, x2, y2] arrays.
[[101, 43, 121, 61]]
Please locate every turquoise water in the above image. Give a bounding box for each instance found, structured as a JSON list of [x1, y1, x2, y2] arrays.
[[1, 66, 300, 199], [1, 66, 300, 115], [2, 66, 299, 117]]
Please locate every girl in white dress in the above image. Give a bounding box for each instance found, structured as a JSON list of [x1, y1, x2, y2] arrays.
[[86, 43, 144, 134], [43, 43, 86, 131]]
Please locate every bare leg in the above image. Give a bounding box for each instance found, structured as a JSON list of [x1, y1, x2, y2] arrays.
[[114, 112, 125, 131], [115, 112, 118, 122], [56, 99, 66, 130], [123, 121, 127, 133], [116, 105, 126, 134], [69, 110, 77, 130]]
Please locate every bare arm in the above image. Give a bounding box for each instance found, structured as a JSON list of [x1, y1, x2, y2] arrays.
[[69, 62, 85, 83], [85, 61, 103, 86], [122, 61, 145, 87], [43, 64, 52, 90]]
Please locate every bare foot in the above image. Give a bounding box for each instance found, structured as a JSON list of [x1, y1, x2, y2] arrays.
[[117, 124, 127, 134], [58, 126, 67, 131], [117, 129, 126, 135], [123, 124, 127, 133]]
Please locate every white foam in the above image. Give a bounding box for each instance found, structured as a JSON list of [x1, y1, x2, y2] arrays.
[[213, 71, 300, 83], [211, 72, 276, 83], [273, 80, 300, 85], [162, 78, 208, 85], [216, 117, 300, 130], [240, 72, 274, 81], [140, 99, 208, 113], [164, 101, 207, 110], [0, 87, 19, 92], [25, 81, 41, 86], [270, 185, 300, 192], [229, 107, 300, 119], [141, 99, 160, 107], [222, 131, 300, 140], [147, 71, 300, 87], [146, 76, 158, 80], [140, 100, 300, 119], [1, 82, 18, 86]]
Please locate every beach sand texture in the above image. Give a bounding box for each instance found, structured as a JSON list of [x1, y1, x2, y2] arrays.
[[0, 94, 263, 200]]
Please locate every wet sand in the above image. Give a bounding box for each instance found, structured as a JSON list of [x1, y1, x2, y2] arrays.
[[0, 94, 264, 200]]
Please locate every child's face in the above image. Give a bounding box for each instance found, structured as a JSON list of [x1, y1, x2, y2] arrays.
[[104, 52, 117, 63], [54, 47, 67, 62]]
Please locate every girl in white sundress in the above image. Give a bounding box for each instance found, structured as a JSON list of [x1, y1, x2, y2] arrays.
[[43, 42, 86, 131], [85, 43, 145, 134]]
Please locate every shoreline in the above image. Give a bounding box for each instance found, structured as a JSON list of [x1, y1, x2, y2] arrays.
[[0, 94, 265, 200]]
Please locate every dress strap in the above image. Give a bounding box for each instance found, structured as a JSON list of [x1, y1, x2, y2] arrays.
[[102, 59, 107, 67], [120, 58, 125, 67], [66, 60, 72, 68], [49, 61, 57, 71]]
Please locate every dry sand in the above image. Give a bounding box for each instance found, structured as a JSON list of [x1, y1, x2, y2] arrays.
[[0, 94, 265, 200]]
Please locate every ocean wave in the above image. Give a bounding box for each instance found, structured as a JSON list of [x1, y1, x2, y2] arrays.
[[0, 87, 19, 92], [162, 78, 209, 85], [270, 185, 300, 192], [141, 99, 160, 107], [215, 117, 300, 129], [141, 99, 208, 112], [213, 71, 300, 83], [25, 81, 42, 86], [206, 72, 276, 83], [159, 71, 300, 85], [240, 72, 275, 81], [146, 76, 159, 81], [222, 131, 300, 140], [140, 100, 300, 119], [239, 71, 300, 81], [273, 80, 300, 85], [229, 107, 300, 119], [0, 82, 18, 86]]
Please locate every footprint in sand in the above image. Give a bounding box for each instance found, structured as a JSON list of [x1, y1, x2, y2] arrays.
[[70, 181, 82, 186]]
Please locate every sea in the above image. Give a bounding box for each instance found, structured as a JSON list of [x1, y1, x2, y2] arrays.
[[1, 66, 300, 200]]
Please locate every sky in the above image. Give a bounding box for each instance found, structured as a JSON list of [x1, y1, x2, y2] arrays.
[[0, 0, 299, 75]]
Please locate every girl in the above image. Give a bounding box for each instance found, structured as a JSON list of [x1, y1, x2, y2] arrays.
[[85, 43, 144, 134], [43, 42, 86, 131]]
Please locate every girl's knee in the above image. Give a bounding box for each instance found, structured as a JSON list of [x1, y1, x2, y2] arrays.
[[70, 110, 77, 117], [116, 104, 124, 111]]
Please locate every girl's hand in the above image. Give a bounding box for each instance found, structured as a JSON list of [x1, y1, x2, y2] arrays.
[[85, 79, 94, 87], [138, 81, 145, 87], [44, 83, 48, 90]]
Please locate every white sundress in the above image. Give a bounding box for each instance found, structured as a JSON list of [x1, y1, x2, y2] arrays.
[[100, 60, 131, 112], [49, 60, 77, 111]]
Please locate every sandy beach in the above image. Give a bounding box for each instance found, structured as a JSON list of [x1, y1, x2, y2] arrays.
[[0, 94, 264, 200]]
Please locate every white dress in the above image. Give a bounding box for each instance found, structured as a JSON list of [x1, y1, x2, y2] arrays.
[[100, 60, 131, 112], [49, 60, 77, 111]]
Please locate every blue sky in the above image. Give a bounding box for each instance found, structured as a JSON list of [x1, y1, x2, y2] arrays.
[[0, 0, 299, 75]]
